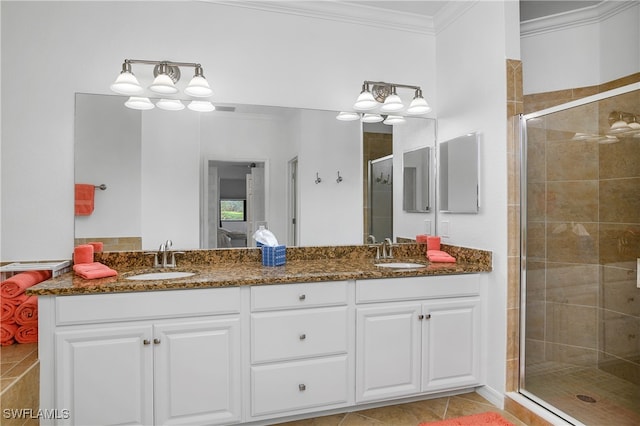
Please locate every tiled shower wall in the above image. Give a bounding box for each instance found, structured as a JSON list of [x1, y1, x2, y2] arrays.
[[524, 87, 640, 385], [362, 132, 392, 243]]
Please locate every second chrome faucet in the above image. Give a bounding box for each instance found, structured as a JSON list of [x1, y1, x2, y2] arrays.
[[147, 239, 184, 268]]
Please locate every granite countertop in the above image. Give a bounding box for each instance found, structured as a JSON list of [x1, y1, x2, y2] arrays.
[[27, 243, 492, 296]]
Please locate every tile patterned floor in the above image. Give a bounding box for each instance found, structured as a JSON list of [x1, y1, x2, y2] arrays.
[[524, 362, 640, 426], [274, 392, 528, 426]]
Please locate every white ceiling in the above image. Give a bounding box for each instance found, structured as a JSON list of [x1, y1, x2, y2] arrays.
[[345, 0, 604, 22]]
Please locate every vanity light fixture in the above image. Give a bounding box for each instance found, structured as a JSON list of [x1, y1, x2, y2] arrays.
[[339, 80, 431, 125], [110, 59, 214, 111]]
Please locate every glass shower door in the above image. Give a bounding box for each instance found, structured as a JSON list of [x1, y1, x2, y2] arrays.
[[520, 86, 640, 425]]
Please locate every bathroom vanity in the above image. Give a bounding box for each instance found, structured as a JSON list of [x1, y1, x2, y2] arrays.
[[29, 244, 491, 426]]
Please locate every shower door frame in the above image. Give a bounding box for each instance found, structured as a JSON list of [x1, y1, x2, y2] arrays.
[[518, 82, 640, 425]]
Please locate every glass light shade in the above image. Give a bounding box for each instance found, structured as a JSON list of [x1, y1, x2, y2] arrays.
[[336, 111, 360, 121], [110, 71, 143, 95], [361, 113, 383, 123], [156, 99, 185, 111], [187, 100, 215, 112], [184, 75, 213, 97], [628, 120, 640, 130], [383, 115, 406, 125], [124, 97, 154, 110], [354, 91, 378, 111], [407, 96, 431, 114], [608, 120, 632, 134], [149, 74, 178, 94], [380, 94, 404, 112]]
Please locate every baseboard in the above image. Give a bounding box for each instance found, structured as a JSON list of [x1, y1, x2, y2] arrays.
[[476, 385, 504, 409]]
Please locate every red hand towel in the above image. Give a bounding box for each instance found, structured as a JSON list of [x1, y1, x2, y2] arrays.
[[428, 255, 457, 263], [73, 262, 117, 280], [75, 183, 95, 216], [74, 244, 94, 264], [1, 322, 18, 345], [88, 241, 104, 253], [0, 270, 52, 299], [14, 296, 38, 325], [416, 234, 429, 244], [15, 324, 38, 344], [1, 294, 27, 322], [427, 236, 441, 251]]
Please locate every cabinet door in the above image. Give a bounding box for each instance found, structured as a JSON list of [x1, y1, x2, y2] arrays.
[[422, 298, 481, 392], [153, 317, 241, 425], [355, 303, 422, 402], [55, 325, 153, 426]]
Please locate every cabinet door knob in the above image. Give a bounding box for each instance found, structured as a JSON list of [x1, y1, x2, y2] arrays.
[[418, 314, 424, 320], [425, 314, 431, 319], [298, 384, 306, 391], [299, 333, 306, 340], [299, 294, 306, 301], [143, 339, 151, 345], [153, 338, 161, 344]]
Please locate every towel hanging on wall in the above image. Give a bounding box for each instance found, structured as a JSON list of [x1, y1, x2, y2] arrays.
[[75, 184, 95, 216]]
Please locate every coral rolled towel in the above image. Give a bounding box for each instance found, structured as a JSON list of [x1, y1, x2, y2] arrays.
[[88, 241, 104, 253], [73, 262, 117, 280], [1, 294, 27, 322], [15, 296, 38, 325], [74, 244, 94, 264], [1, 322, 18, 346], [416, 234, 429, 244], [0, 270, 52, 299], [15, 324, 38, 344], [75, 183, 95, 216]]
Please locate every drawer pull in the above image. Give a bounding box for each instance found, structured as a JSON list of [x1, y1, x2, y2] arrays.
[[153, 338, 161, 344], [418, 314, 432, 320], [299, 294, 306, 301], [298, 384, 306, 391], [143, 339, 151, 345], [299, 333, 306, 340]]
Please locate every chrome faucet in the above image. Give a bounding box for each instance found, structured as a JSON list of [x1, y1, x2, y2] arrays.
[[146, 239, 184, 268], [382, 238, 394, 259]]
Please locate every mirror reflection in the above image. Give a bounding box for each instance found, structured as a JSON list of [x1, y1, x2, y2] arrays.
[[74, 93, 436, 251], [438, 132, 479, 213], [403, 146, 431, 213]]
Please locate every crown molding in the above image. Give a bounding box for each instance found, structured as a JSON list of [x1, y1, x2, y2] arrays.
[[432, 0, 478, 35], [521, 0, 637, 37], [202, 1, 436, 35]]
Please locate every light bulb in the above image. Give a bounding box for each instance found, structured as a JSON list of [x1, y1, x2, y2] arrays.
[[354, 84, 377, 111], [185, 75, 213, 97], [336, 112, 360, 121], [380, 93, 404, 113], [383, 115, 406, 125], [361, 113, 383, 123], [407, 94, 431, 115]]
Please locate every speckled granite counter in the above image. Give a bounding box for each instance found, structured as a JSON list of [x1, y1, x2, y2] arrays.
[[27, 243, 492, 296]]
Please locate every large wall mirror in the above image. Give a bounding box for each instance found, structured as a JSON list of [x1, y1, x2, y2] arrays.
[[438, 132, 479, 214], [74, 93, 436, 251]]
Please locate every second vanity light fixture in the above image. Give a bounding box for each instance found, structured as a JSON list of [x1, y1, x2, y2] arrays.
[[110, 59, 214, 112], [337, 80, 432, 125]]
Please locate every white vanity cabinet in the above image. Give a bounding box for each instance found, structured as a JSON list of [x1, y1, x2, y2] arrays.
[[355, 275, 481, 403], [248, 281, 353, 420], [40, 288, 242, 426]]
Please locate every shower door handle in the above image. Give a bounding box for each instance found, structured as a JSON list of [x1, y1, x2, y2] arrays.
[[637, 259, 639, 289]]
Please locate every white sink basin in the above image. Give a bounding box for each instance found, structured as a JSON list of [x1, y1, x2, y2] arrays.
[[126, 271, 196, 281], [375, 262, 426, 269]]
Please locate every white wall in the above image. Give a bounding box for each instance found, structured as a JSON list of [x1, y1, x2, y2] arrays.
[[435, 0, 516, 402], [0, 1, 434, 261], [521, 2, 639, 94]]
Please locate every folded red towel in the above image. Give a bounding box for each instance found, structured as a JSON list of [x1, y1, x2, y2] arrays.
[[1, 294, 27, 322], [14, 296, 38, 325], [75, 183, 95, 216], [74, 244, 94, 264], [15, 324, 38, 344], [0, 270, 52, 299], [1, 322, 18, 346], [73, 262, 117, 280], [427, 236, 441, 251], [427, 249, 456, 263], [88, 241, 104, 253]]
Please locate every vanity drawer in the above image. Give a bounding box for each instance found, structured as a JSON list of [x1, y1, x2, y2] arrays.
[[251, 307, 348, 363], [55, 288, 241, 325], [251, 281, 347, 311], [251, 355, 349, 416], [356, 274, 480, 303]]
